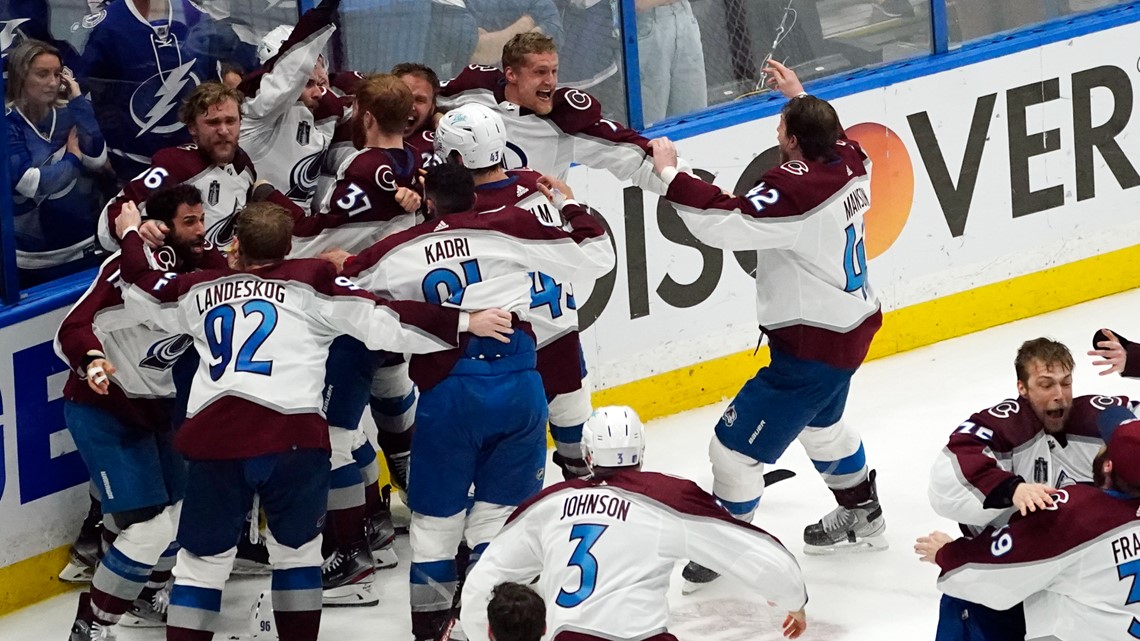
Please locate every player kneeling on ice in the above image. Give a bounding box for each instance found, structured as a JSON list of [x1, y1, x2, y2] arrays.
[[917, 409, 1140, 641], [459, 406, 809, 641]]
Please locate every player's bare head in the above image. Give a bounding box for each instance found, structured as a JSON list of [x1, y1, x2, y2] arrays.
[[181, 83, 244, 165], [392, 62, 440, 134], [355, 74, 414, 138], [233, 202, 293, 264], [6, 39, 64, 109], [147, 184, 206, 258], [1094, 419, 1140, 496], [423, 163, 476, 218], [487, 582, 545, 641], [502, 33, 558, 115], [779, 96, 840, 162], [1015, 338, 1075, 434], [583, 406, 645, 478]]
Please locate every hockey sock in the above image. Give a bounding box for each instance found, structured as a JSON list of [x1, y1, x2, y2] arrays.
[[272, 566, 322, 641]]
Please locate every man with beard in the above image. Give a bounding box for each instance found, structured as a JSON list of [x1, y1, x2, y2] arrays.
[[649, 60, 885, 583], [57, 184, 226, 640], [239, 0, 351, 212], [926, 338, 1131, 641], [916, 412, 1140, 641], [97, 82, 303, 252]]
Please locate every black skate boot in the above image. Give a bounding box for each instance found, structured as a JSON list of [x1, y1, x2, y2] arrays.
[[322, 541, 377, 607], [60, 501, 104, 584], [367, 484, 398, 569], [680, 561, 721, 594], [69, 592, 116, 641], [803, 470, 888, 554]]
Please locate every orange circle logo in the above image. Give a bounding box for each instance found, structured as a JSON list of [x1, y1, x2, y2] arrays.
[[846, 122, 914, 259]]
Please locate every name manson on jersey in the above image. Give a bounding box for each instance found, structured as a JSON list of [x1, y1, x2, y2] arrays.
[[560, 493, 632, 521], [194, 279, 288, 314]]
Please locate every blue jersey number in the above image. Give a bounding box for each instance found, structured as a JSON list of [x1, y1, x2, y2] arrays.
[[421, 259, 483, 305], [556, 523, 608, 608], [843, 223, 867, 294], [1117, 559, 1140, 637], [204, 300, 278, 381], [530, 272, 564, 319]]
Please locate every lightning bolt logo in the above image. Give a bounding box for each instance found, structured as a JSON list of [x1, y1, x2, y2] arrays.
[[132, 60, 200, 136], [0, 19, 29, 54]]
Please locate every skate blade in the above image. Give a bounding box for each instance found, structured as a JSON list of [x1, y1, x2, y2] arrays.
[[58, 562, 94, 583], [372, 545, 398, 569], [119, 613, 166, 628], [803, 534, 889, 556], [322, 583, 379, 608]]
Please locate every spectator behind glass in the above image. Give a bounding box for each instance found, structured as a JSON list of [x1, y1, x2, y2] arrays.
[[486, 582, 545, 641], [637, 0, 707, 125], [426, 0, 564, 77], [6, 39, 109, 287]]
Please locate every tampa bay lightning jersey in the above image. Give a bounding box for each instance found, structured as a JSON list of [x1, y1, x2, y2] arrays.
[[7, 98, 108, 271], [73, 0, 216, 178]]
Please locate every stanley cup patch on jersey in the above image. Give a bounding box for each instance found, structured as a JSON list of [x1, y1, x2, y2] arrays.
[[1034, 457, 1049, 484], [297, 121, 312, 146], [208, 180, 220, 206]]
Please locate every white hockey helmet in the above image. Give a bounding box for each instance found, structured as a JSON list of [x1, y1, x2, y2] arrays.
[[434, 104, 507, 170], [257, 24, 293, 64], [583, 406, 645, 469]]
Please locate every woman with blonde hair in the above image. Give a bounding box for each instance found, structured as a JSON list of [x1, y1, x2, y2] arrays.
[[6, 38, 109, 286]]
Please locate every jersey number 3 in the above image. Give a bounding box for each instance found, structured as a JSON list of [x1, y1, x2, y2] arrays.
[[204, 300, 278, 381], [556, 523, 608, 608]]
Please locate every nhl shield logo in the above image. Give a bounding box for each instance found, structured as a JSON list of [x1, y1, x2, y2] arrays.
[[208, 180, 220, 206], [297, 121, 311, 146], [722, 405, 738, 427]]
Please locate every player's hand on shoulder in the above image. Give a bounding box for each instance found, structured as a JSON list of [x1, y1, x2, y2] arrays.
[[395, 186, 422, 213], [1089, 328, 1128, 376], [1012, 482, 1056, 516], [649, 137, 678, 176], [467, 309, 514, 344], [85, 358, 116, 395], [138, 220, 169, 248], [319, 248, 352, 274], [782, 608, 807, 639]]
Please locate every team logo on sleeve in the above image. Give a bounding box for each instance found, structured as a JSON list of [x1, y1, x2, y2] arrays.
[[780, 161, 809, 176], [564, 89, 594, 111], [139, 334, 195, 370]]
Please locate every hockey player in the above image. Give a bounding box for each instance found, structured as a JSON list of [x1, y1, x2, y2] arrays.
[[6, 39, 108, 286], [649, 59, 884, 586], [112, 199, 512, 641], [98, 81, 304, 252], [341, 163, 615, 641], [57, 184, 224, 640], [916, 412, 1140, 641], [434, 103, 604, 479], [436, 32, 675, 194], [460, 406, 809, 641], [239, 0, 350, 212], [394, 62, 443, 167], [927, 337, 1131, 640], [289, 73, 427, 606]]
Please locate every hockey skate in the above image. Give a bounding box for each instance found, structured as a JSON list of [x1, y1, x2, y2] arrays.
[[120, 584, 170, 627], [233, 522, 272, 576], [321, 543, 378, 607], [367, 485, 398, 569], [69, 593, 116, 641], [60, 515, 103, 584], [803, 470, 888, 555], [680, 561, 721, 594]]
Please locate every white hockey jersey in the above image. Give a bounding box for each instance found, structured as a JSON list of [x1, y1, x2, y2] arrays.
[[936, 484, 1140, 641], [928, 394, 1127, 529], [238, 2, 345, 211], [438, 65, 669, 194], [116, 230, 463, 460], [662, 138, 881, 369], [460, 470, 808, 641]]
